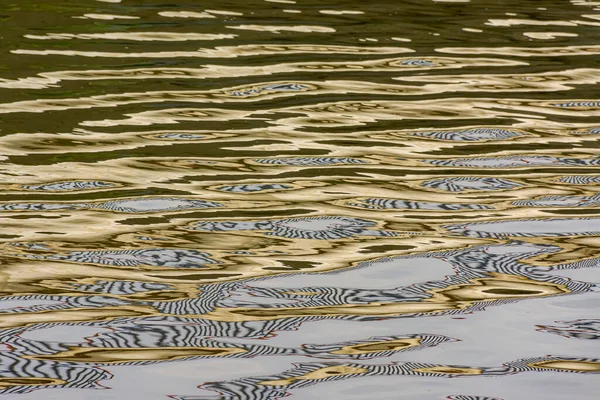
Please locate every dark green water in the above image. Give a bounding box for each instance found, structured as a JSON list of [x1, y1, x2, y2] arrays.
[[0, 0, 599, 398]]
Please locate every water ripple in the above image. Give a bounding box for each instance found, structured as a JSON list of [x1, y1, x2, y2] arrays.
[[1, 0, 599, 398]]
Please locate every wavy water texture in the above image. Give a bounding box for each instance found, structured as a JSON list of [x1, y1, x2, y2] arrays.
[[0, 0, 599, 399]]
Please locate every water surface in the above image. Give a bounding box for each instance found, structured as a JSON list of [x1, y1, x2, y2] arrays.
[[0, 0, 599, 398]]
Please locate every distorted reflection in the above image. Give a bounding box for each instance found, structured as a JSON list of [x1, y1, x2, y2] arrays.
[[0, 0, 599, 398]]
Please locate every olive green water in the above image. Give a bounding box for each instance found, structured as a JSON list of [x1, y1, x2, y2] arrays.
[[0, 0, 599, 398]]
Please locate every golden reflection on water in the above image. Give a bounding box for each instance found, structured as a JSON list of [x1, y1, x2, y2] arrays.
[[413, 366, 483, 375], [259, 365, 370, 386], [0, 0, 600, 398], [27, 346, 248, 363], [0, 378, 68, 390], [529, 360, 600, 372], [328, 338, 422, 355]]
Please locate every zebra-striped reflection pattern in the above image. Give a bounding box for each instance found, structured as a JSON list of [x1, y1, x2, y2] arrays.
[[230, 83, 310, 97], [0, 197, 223, 213], [0, 294, 129, 314], [87, 197, 223, 212], [6, 241, 597, 319], [1, 240, 598, 395], [214, 183, 293, 193], [421, 155, 600, 168], [344, 198, 493, 210], [13, 247, 220, 268], [0, 203, 78, 211], [444, 218, 600, 238], [4, 1, 600, 399], [149, 133, 206, 140], [5, 316, 309, 342], [189, 216, 401, 240], [447, 396, 504, 400], [550, 101, 600, 108], [69, 280, 172, 295], [556, 175, 600, 185], [205, 241, 595, 314], [8, 331, 452, 365], [252, 157, 368, 166], [407, 127, 524, 141], [400, 59, 435, 66], [512, 194, 600, 207], [151, 241, 598, 320], [0, 320, 452, 394], [421, 177, 522, 192], [21, 180, 117, 192], [537, 319, 600, 340], [571, 127, 600, 135], [173, 356, 600, 400], [0, 352, 111, 396]]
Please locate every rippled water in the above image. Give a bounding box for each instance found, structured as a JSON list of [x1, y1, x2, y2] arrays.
[[1, 0, 600, 398]]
